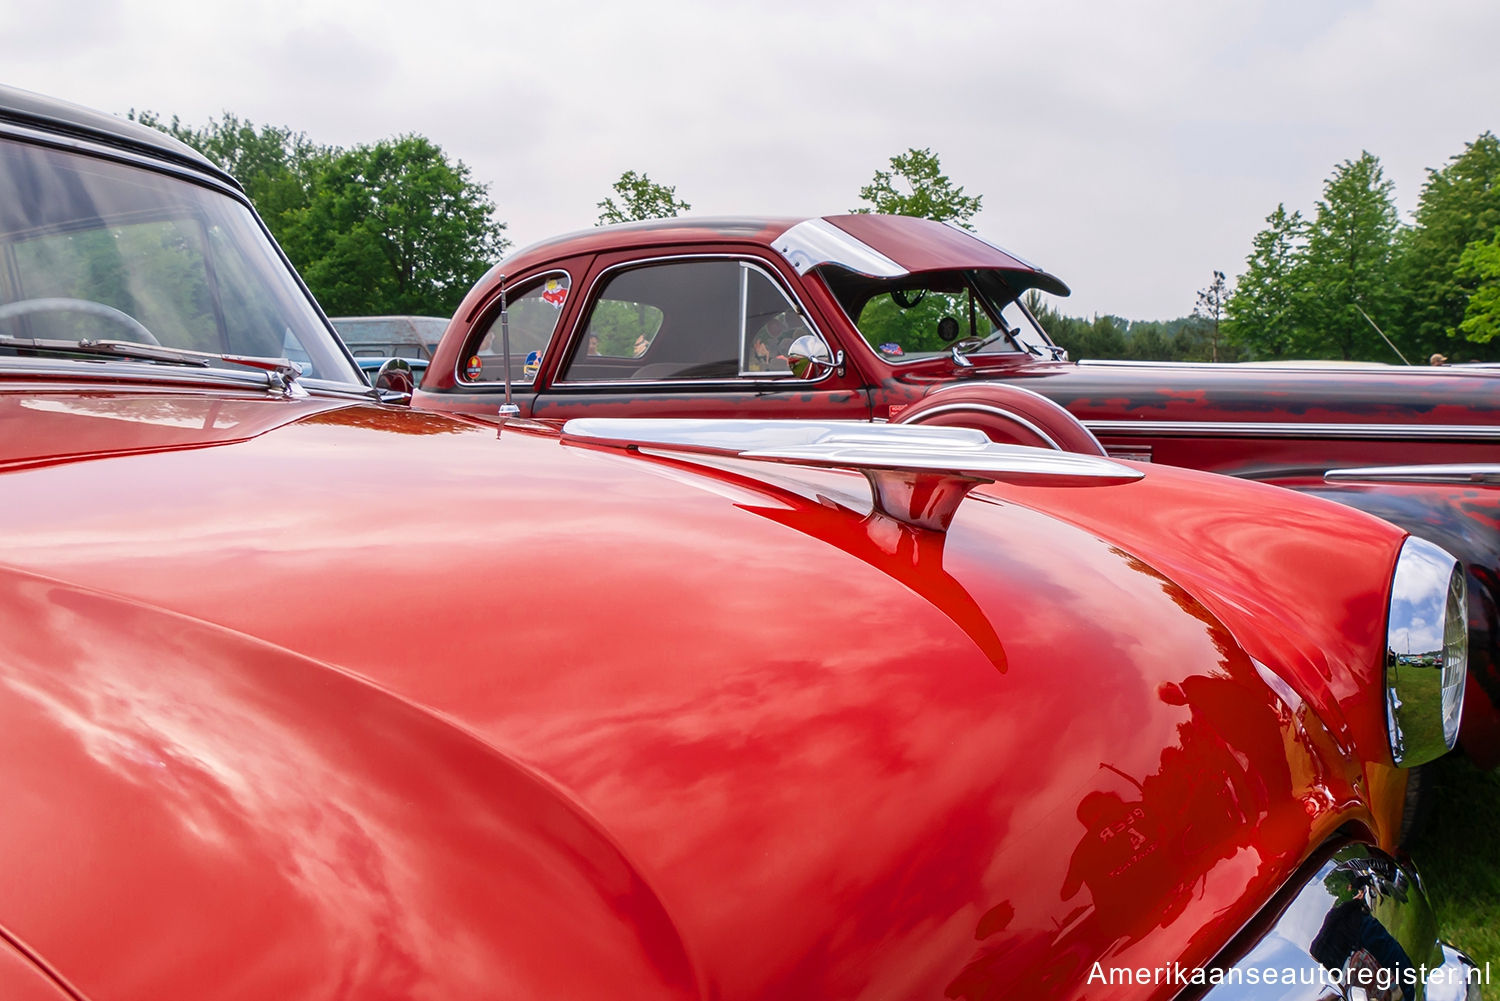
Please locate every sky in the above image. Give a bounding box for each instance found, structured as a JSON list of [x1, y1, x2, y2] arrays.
[[5, 0, 1497, 320]]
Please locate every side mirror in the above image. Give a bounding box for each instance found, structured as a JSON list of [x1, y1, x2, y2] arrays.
[[950, 338, 985, 368], [373, 357, 415, 402], [786, 334, 842, 379]]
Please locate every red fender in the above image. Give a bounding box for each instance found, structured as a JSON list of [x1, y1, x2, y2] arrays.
[[894, 384, 1108, 455]]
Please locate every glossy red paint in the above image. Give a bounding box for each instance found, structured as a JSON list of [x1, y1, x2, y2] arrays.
[[0, 388, 1410, 1000], [412, 214, 1500, 765], [3, 87, 1467, 1000]]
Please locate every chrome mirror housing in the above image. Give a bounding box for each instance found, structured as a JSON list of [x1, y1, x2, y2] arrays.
[[372, 357, 415, 401], [786, 334, 841, 379]]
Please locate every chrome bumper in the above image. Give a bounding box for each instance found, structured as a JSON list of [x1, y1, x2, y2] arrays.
[[1198, 843, 1483, 1000]]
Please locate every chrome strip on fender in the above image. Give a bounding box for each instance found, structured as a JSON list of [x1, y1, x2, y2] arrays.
[[1325, 464, 1500, 485], [1086, 420, 1500, 441]]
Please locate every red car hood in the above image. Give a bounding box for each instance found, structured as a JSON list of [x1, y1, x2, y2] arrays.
[[0, 392, 1406, 1001]]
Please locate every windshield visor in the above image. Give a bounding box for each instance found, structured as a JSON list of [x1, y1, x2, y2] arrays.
[[0, 138, 359, 384]]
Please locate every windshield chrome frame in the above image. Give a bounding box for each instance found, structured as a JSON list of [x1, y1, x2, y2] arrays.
[[0, 120, 366, 391]]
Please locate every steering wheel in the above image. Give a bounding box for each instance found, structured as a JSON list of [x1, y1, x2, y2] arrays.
[[890, 288, 927, 309], [0, 297, 162, 346]]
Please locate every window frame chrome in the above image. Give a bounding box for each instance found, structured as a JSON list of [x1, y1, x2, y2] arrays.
[[552, 253, 836, 389], [452, 268, 573, 387]]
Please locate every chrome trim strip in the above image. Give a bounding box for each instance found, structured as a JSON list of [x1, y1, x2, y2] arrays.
[[0, 356, 292, 394], [1325, 464, 1500, 486], [772, 218, 906, 278], [1077, 358, 1405, 372], [1201, 843, 1478, 1000], [1086, 419, 1500, 440], [552, 253, 834, 388], [898, 402, 1062, 450]]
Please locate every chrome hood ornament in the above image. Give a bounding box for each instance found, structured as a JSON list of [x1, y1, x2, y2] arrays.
[[561, 418, 1142, 532]]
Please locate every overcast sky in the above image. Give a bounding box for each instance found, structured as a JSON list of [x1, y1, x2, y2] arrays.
[[5, 0, 1497, 319]]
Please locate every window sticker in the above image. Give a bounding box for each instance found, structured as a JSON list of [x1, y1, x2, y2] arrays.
[[542, 277, 569, 307], [879, 342, 904, 357], [523, 350, 542, 379], [465, 355, 484, 380]]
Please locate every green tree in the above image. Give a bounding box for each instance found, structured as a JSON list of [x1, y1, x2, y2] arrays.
[[1457, 234, 1500, 344], [1396, 132, 1500, 359], [137, 114, 508, 317], [131, 110, 329, 236], [852, 147, 982, 229], [1194, 269, 1230, 362], [282, 136, 509, 316], [596, 170, 691, 225], [1225, 204, 1307, 359], [1300, 152, 1401, 360]]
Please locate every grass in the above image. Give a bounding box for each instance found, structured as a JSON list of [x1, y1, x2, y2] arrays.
[[1408, 753, 1500, 970]]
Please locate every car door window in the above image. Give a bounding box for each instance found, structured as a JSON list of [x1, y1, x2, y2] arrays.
[[459, 273, 570, 384], [559, 258, 820, 383]]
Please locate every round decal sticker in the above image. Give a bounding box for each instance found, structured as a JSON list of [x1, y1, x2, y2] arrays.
[[465, 355, 484, 380]]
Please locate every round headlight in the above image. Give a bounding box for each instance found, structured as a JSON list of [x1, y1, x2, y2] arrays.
[[1385, 536, 1468, 767]]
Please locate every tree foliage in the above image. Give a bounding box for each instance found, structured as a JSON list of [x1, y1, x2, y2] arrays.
[[1396, 132, 1500, 358], [1457, 234, 1500, 344], [1194, 269, 1230, 362], [596, 170, 691, 225], [1298, 152, 1401, 360], [1037, 306, 1237, 362], [284, 136, 508, 316], [131, 110, 328, 230], [852, 147, 982, 229], [136, 112, 508, 317], [1223, 204, 1307, 358]]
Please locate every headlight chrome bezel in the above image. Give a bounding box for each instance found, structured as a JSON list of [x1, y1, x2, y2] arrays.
[[1385, 535, 1468, 767]]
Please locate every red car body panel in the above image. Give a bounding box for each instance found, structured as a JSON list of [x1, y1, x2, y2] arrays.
[[0, 390, 1412, 1000], [414, 215, 1500, 765]]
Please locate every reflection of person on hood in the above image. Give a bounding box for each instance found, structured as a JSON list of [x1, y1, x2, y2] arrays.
[[1310, 897, 1415, 1001]]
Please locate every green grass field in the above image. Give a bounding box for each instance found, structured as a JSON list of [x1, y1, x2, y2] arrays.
[[1409, 754, 1500, 970]]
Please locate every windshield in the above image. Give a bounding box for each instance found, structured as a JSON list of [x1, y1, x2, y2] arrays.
[[0, 137, 360, 384], [820, 266, 1059, 363]]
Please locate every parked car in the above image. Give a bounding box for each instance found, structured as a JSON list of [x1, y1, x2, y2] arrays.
[[0, 86, 1482, 1000], [411, 214, 1500, 768], [331, 314, 447, 361]]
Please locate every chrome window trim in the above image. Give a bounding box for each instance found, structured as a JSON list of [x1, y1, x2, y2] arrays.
[[1085, 419, 1500, 441], [552, 253, 835, 389], [0, 119, 244, 202], [454, 268, 572, 387]]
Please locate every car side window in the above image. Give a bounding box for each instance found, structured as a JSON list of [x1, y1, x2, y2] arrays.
[[459, 273, 570, 384], [559, 259, 818, 383]]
